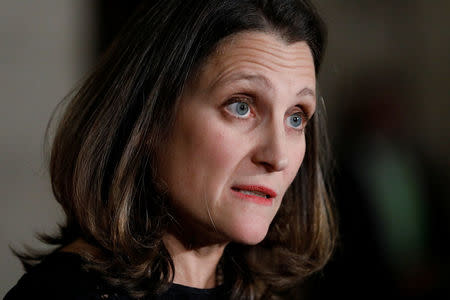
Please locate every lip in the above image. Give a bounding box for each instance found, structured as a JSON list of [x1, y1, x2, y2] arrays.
[[231, 184, 277, 206]]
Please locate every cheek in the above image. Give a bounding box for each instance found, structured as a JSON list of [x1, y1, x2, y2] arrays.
[[161, 112, 248, 230], [171, 113, 244, 196], [285, 136, 306, 186], [189, 120, 238, 172]]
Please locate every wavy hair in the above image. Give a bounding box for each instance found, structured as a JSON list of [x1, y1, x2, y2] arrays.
[[15, 0, 336, 298]]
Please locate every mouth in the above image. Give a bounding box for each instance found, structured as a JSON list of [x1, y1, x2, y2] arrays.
[[231, 184, 277, 206]]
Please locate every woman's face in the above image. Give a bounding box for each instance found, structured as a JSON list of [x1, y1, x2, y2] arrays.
[[158, 31, 316, 245]]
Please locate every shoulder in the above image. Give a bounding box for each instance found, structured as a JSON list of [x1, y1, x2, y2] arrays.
[[4, 252, 129, 300]]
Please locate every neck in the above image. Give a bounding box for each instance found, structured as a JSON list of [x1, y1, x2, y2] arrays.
[[163, 230, 227, 289]]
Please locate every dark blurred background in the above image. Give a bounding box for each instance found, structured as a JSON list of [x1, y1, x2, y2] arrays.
[[1, 0, 449, 298]]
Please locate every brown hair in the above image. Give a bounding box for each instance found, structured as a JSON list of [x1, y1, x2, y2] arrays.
[[15, 0, 336, 298]]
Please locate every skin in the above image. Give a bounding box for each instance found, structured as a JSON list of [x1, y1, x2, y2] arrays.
[[158, 31, 317, 288]]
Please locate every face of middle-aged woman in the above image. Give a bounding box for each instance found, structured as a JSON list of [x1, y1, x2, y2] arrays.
[[158, 31, 316, 245]]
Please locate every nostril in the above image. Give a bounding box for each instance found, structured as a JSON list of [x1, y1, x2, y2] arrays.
[[261, 159, 288, 172]]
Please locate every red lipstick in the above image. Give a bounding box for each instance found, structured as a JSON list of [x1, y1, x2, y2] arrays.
[[231, 185, 277, 206]]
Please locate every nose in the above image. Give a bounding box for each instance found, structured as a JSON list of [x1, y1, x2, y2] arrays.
[[251, 121, 289, 172]]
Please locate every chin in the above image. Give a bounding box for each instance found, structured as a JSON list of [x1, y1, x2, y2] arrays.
[[237, 231, 268, 245], [223, 216, 272, 245]]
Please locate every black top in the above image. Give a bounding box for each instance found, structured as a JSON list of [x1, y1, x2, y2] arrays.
[[4, 252, 228, 300]]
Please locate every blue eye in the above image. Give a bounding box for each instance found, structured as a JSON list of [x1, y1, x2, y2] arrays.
[[227, 101, 250, 118], [287, 113, 303, 129]]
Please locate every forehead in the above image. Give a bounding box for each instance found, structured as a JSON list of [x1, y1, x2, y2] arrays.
[[196, 31, 316, 90]]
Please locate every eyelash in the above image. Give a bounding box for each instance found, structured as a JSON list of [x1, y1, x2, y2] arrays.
[[223, 96, 310, 132], [224, 97, 254, 119]]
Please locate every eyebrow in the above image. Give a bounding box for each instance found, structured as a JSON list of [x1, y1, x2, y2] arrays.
[[297, 87, 315, 98], [210, 73, 315, 98]]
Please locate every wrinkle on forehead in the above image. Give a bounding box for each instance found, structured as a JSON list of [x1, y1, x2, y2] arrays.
[[184, 31, 316, 101], [212, 31, 314, 68], [204, 31, 316, 92]]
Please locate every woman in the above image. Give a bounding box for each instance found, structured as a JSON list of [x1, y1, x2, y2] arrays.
[[5, 0, 336, 299]]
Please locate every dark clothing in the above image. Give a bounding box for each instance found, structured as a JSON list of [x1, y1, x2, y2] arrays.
[[4, 252, 227, 300]]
